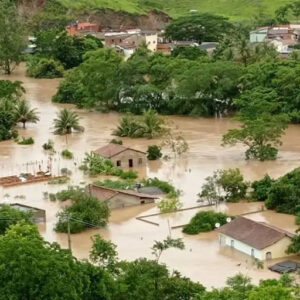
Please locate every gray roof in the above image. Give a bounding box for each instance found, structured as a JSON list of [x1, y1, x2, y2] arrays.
[[269, 261, 300, 274], [138, 186, 164, 195]]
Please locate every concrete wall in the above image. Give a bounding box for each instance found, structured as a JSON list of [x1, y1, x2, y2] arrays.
[[144, 34, 158, 52], [220, 233, 262, 260], [250, 33, 267, 43], [108, 193, 154, 209], [219, 234, 293, 260], [111, 149, 146, 168], [261, 237, 293, 260]]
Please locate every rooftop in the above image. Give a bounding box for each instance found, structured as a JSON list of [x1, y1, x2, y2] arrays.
[[218, 217, 294, 250], [93, 143, 145, 158], [89, 184, 159, 200]]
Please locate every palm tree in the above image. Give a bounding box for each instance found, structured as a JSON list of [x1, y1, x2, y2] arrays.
[[14, 100, 40, 129], [53, 109, 84, 144], [143, 110, 165, 138]]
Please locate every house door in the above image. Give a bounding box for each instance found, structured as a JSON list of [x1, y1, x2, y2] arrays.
[[266, 252, 272, 260], [251, 249, 255, 257], [230, 240, 234, 248], [129, 159, 133, 167]]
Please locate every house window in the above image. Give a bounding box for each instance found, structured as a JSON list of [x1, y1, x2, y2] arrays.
[[116, 160, 121, 167], [112, 39, 114, 42], [230, 240, 234, 248], [138, 158, 143, 165], [266, 252, 272, 260], [140, 200, 145, 204], [129, 159, 133, 168], [251, 249, 255, 257]]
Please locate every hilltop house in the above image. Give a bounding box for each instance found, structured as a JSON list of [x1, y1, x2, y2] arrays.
[[218, 217, 294, 260], [66, 22, 100, 36], [88, 184, 157, 209], [94, 143, 146, 168], [104, 29, 158, 57]]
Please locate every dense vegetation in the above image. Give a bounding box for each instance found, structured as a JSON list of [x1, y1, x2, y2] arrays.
[[198, 168, 248, 204], [0, 216, 298, 298], [0, 80, 39, 141], [183, 211, 233, 234], [53, 187, 110, 233], [58, 0, 289, 20]]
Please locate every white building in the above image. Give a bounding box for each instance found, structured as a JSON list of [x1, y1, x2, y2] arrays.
[[218, 217, 294, 260]]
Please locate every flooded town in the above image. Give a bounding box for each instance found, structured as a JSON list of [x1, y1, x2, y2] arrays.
[[1, 0, 300, 298], [0, 65, 300, 288]]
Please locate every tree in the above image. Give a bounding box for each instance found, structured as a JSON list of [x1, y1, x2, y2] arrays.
[[55, 191, 110, 233], [147, 145, 162, 160], [171, 46, 207, 60], [183, 211, 232, 234], [222, 93, 289, 161], [14, 100, 40, 129], [251, 174, 275, 201], [0, 205, 33, 235], [286, 234, 300, 254], [217, 168, 248, 202], [164, 14, 231, 43], [151, 237, 185, 262], [265, 167, 300, 214], [0, 0, 26, 74], [162, 132, 189, 158], [90, 234, 118, 269], [158, 197, 183, 213], [0, 222, 90, 299], [53, 109, 84, 144], [198, 169, 247, 204], [249, 284, 294, 300]]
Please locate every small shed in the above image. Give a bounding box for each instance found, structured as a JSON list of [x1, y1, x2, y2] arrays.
[[9, 203, 46, 223], [218, 217, 294, 260], [88, 184, 158, 209], [94, 143, 146, 168]]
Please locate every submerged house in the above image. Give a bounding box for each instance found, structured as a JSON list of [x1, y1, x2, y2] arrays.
[[88, 184, 158, 209], [94, 143, 146, 168], [218, 217, 294, 260]]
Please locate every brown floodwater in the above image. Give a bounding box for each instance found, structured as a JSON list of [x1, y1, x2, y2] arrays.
[[0, 64, 300, 288]]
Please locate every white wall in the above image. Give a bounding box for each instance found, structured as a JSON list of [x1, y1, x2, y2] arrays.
[[220, 234, 262, 260]]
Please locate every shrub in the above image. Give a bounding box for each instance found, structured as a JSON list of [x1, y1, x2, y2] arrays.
[[0, 205, 33, 234], [55, 190, 110, 233], [183, 211, 233, 234], [158, 198, 183, 213], [265, 167, 300, 214], [120, 170, 138, 180], [142, 178, 180, 198], [147, 145, 162, 160], [94, 179, 136, 190], [114, 110, 165, 138], [61, 149, 73, 159], [110, 139, 123, 145], [42, 139, 54, 150], [48, 177, 69, 185], [251, 174, 275, 201], [17, 137, 34, 145], [26, 57, 64, 79], [61, 168, 72, 176]]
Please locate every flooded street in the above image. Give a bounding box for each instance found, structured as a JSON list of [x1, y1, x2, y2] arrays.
[[0, 64, 300, 288]]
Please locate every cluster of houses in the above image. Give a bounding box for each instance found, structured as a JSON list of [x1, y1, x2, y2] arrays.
[[250, 24, 300, 54], [64, 21, 217, 58]]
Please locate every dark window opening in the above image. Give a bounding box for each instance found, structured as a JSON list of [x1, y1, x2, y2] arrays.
[[116, 160, 121, 167], [129, 159, 133, 167], [140, 200, 145, 204]]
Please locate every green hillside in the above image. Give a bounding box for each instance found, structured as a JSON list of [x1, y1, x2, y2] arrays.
[[59, 0, 292, 19]]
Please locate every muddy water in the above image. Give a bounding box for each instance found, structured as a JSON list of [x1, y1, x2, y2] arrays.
[[0, 65, 300, 288]]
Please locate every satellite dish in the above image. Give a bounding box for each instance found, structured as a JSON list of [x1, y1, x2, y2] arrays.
[[215, 222, 220, 228], [226, 217, 232, 223]]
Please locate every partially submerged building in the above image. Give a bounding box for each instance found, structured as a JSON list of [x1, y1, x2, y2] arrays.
[[5, 203, 46, 223], [218, 217, 294, 260], [94, 143, 146, 168], [88, 184, 158, 209]]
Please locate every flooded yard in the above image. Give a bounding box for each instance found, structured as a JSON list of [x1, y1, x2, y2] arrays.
[[0, 64, 300, 288]]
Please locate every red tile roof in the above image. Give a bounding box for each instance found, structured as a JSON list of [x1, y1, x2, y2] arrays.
[[218, 217, 294, 250]]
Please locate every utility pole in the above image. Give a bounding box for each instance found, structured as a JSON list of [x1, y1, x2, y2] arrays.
[[67, 214, 72, 252]]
